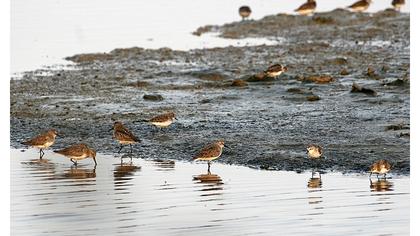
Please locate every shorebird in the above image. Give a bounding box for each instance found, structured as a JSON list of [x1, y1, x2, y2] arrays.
[[193, 140, 226, 172], [111, 121, 141, 153], [295, 0, 317, 16], [306, 144, 323, 159], [239, 6, 252, 20], [392, 0, 405, 11], [21, 129, 59, 158], [347, 0, 372, 12], [264, 64, 288, 78], [144, 112, 177, 129], [54, 143, 97, 166], [369, 159, 391, 179]]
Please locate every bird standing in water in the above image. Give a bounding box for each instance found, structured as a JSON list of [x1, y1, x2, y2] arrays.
[[21, 129, 59, 159], [111, 121, 141, 153]]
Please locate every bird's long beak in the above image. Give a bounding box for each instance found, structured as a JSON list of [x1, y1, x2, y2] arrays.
[[56, 133, 62, 137], [224, 145, 230, 149], [174, 117, 178, 120]]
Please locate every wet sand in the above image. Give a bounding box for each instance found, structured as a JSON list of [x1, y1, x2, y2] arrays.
[[10, 9, 409, 174], [11, 149, 409, 235]]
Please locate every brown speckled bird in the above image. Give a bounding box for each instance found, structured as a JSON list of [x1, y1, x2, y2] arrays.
[[306, 144, 323, 159], [369, 159, 391, 178], [111, 121, 141, 153], [348, 0, 372, 12], [54, 143, 97, 166], [264, 64, 288, 78], [392, 0, 405, 11], [21, 129, 59, 158], [148, 112, 177, 129], [193, 140, 226, 172], [239, 6, 252, 20], [295, 0, 317, 16]]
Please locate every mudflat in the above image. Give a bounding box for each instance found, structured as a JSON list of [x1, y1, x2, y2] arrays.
[[10, 9, 410, 174]]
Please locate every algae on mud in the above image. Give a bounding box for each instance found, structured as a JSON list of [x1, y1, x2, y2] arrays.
[[10, 9, 409, 174]]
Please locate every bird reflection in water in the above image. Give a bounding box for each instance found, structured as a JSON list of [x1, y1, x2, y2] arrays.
[[62, 165, 96, 179], [193, 171, 224, 198], [370, 179, 394, 192], [114, 160, 141, 181], [20, 158, 56, 180], [152, 159, 175, 171], [307, 172, 323, 206]]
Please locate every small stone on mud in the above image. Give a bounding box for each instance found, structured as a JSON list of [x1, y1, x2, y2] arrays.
[[299, 75, 335, 84], [287, 88, 304, 93], [231, 79, 248, 87], [385, 123, 409, 131], [143, 94, 164, 101], [351, 83, 377, 96], [247, 73, 270, 82], [306, 95, 321, 101], [366, 67, 380, 79], [340, 69, 350, 75]]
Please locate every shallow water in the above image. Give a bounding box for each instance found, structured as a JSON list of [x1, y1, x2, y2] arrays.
[[11, 149, 409, 235], [11, 0, 410, 74]]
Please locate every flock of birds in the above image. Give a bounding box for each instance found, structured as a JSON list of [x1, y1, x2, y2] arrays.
[[238, 0, 406, 19], [18, 1, 399, 179], [21, 112, 391, 179]]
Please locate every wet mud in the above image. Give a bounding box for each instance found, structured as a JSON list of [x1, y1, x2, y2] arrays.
[[10, 9, 409, 174]]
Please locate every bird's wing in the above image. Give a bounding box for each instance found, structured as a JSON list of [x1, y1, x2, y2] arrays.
[[54, 143, 87, 156], [116, 126, 140, 142], [295, 2, 316, 11], [194, 144, 220, 159], [23, 133, 51, 146]]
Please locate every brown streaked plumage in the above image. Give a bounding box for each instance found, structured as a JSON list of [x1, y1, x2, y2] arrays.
[[148, 112, 177, 128], [369, 159, 391, 178], [264, 64, 288, 78], [348, 0, 372, 12], [54, 143, 97, 166], [295, 0, 317, 16], [21, 129, 59, 159], [306, 144, 323, 159], [239, 6, 252, 20], [111, 121, 140, 153], [392, 0, 405, 11], [193, 140, 226, 172]]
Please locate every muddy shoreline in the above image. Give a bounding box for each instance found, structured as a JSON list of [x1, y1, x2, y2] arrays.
[[10, 9, 410, 174]]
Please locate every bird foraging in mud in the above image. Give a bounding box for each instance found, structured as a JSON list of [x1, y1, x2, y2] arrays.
[[193, 140, 227, 172], [347, 0, 372, 12], [21, 129, 60, 159], [369, 159, 391, 179], [110, 121, 141, 153], [295, 0, 317, 16], [142, 112, 177, 129], [391, 0, 405, 11], [54, 143, 97, 166], [264, 64, 288, 78], [239, 6, 252, 20]]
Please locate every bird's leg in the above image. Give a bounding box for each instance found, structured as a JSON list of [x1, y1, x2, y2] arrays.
[[117, 145, 124, 154], [70, 158, 77, 165], [39, 149, 44, 159], [376, 173, 379, 179], [207, 161, 211, 173], [369, 172, 372, 178], [384, 173, 387, 179], [130, 144, 133, 153]]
